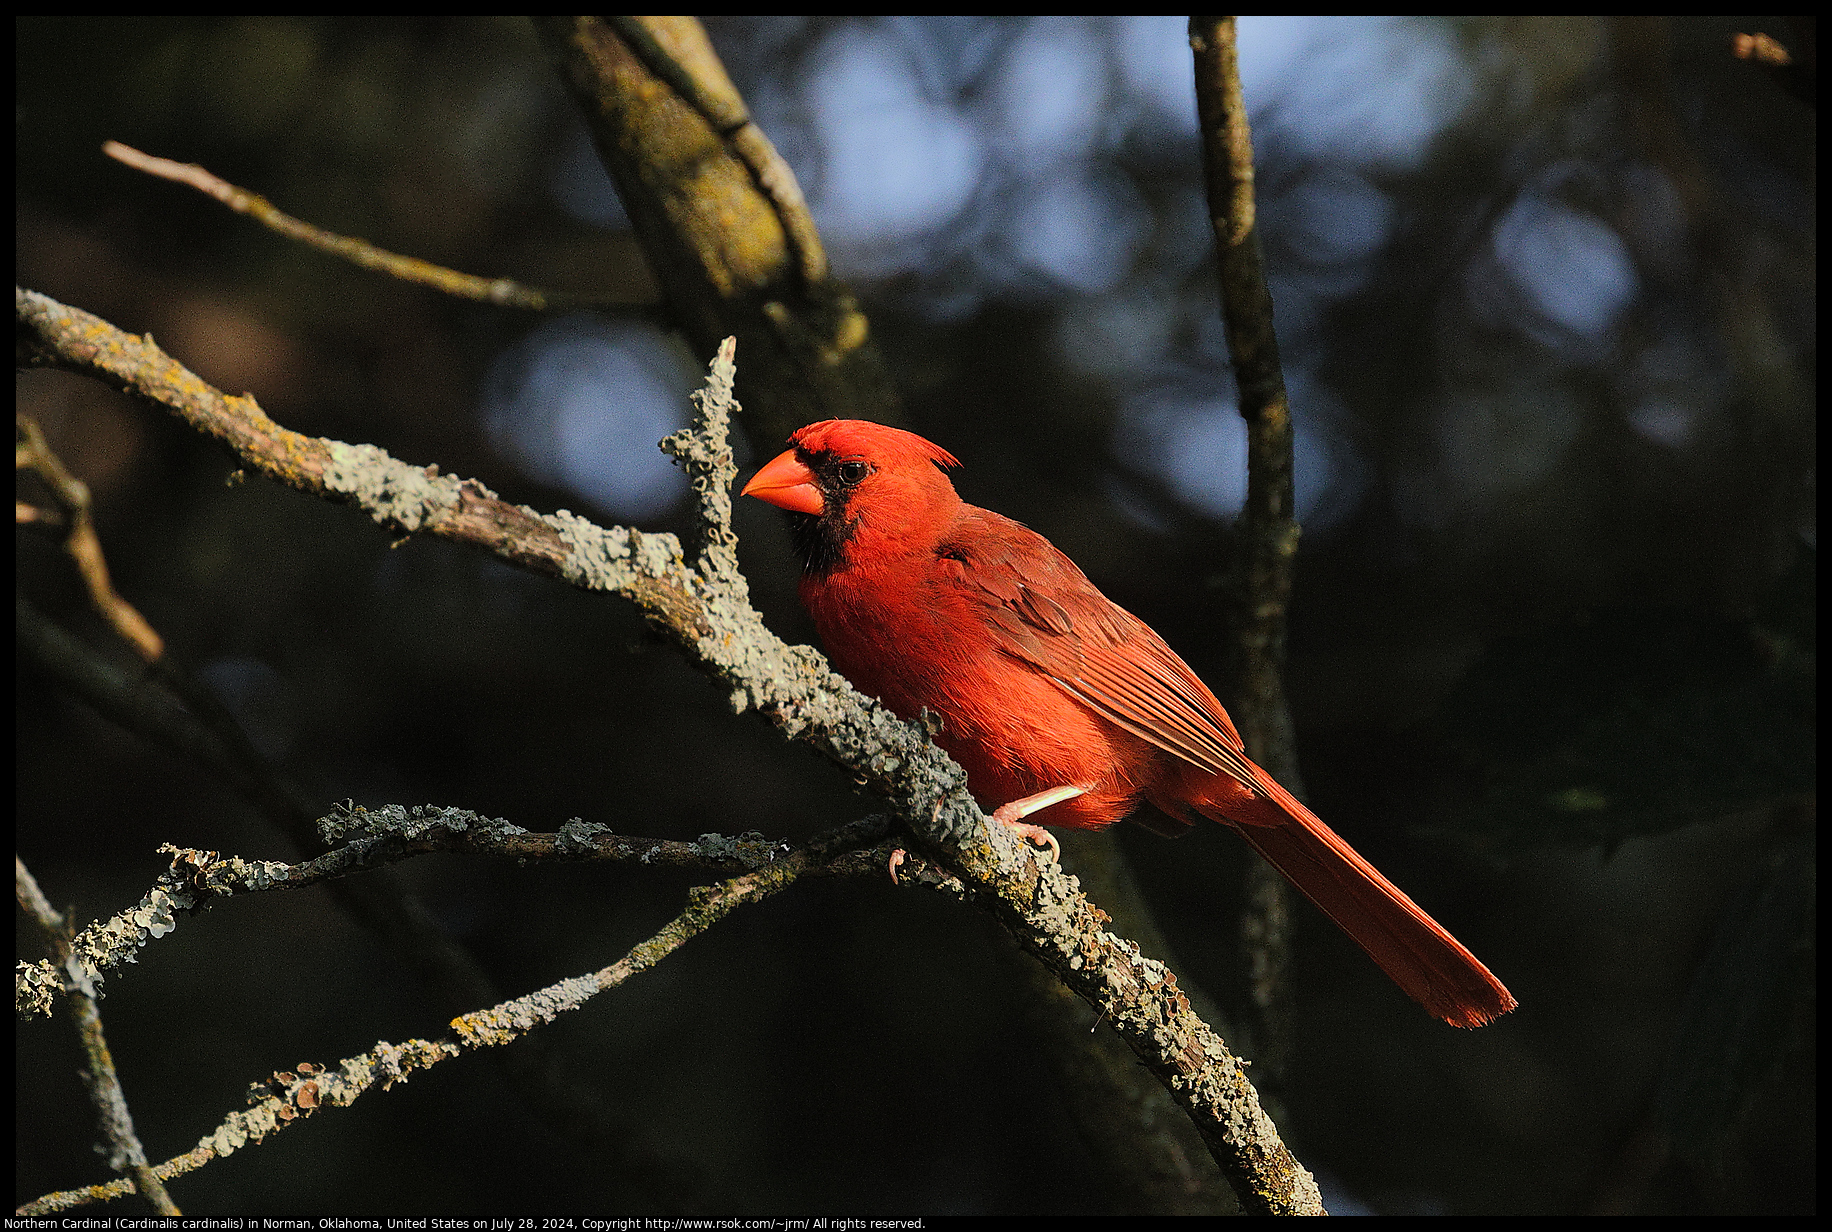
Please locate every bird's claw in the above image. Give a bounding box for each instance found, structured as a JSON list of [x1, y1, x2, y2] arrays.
[[989, 809, 1061, 866]]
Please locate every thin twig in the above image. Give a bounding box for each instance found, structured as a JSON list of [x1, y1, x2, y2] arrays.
[[100, 140, 651, 315], [16, 413, 165, 661]]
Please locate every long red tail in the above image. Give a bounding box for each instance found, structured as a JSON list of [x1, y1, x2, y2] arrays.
[[1193, 772, 1516, 1029]]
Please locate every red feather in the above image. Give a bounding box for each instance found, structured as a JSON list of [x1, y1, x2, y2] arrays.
[[744, 419, 1515, 1028]]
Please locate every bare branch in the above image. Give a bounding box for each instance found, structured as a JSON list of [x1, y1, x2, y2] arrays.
[[100, 141, 647, 315], [16, 413, 165, 661], [1191, 16, 1308, 1105]]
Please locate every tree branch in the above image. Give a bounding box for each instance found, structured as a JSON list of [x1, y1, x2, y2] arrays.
[[100, 141, 648, 316], [16, 858, 180, 1214], [16, 412, 165, 660], [16, 814, 889, 1216], [533, 15, 904, 442], [16, 806, 915, 1020], [1191, 15, 1306, 1094]]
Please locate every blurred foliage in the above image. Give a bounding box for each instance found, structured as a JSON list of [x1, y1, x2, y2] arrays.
[[1432, 543, 1815, 849], [1655, 823, 1814, 1162]]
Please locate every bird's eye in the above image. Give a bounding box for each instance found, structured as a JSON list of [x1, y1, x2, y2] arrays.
[[835, 460, 870, 486]]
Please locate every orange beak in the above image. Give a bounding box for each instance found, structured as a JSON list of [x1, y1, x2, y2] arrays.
[[742, 448, 825, 516]]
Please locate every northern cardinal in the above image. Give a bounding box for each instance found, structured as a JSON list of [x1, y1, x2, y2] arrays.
[[743, 419, 1515, 1028]]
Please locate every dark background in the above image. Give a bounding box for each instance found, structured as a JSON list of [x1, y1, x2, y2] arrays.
[[17, 16, 1814, 1216]]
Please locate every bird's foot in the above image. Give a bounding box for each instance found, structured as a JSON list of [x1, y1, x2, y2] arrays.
[[894, 788, 1083, 879], [990, 815, 1061, 865], [989, 783, 1089, 866]]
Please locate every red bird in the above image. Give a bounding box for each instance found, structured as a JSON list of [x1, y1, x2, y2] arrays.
[[743, 419, 1515, 1028]]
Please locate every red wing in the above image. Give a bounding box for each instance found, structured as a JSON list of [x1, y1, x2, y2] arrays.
[[938, 510, 1258, 791]]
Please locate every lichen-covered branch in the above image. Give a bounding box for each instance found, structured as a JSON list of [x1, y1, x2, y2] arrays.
[[15, 806, 911, 1020], [16, 814, 890, 1216], [15, 858, 180, 1214]]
